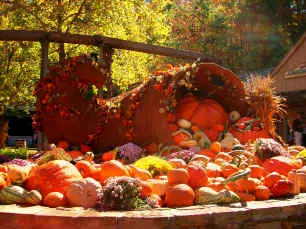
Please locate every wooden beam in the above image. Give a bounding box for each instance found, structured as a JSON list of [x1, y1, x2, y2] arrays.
[[0, 30, 218, 62]]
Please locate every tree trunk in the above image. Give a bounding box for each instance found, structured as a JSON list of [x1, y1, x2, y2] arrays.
[[59, 43, 65, 63], [0, 115, 8, 149]]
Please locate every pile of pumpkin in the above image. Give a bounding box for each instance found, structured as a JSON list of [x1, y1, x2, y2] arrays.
[[0, 138, 306, 210]]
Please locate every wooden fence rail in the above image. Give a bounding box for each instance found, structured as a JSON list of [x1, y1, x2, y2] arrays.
[[0, 30, 217, 61]]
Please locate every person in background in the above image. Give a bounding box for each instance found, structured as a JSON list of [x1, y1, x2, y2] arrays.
[[303, 117, 306, 147], [292, 113, 304, 146], [287, 119, 294, 145]]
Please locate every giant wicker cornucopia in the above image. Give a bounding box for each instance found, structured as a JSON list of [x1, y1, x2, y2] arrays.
[[33, 55, 253, 152]]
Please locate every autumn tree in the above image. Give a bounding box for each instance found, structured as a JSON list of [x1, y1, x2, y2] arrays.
[[0, 0, 171, 147], [169, 0, 304, 73]]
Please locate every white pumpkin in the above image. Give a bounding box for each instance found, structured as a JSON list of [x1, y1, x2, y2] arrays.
[[66, 177, 102, 209]]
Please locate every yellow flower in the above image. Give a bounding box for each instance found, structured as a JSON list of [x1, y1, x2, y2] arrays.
[[134, 156, 172, 177]]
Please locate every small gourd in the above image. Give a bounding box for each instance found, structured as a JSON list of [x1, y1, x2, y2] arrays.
[[195, 187, 220, 204], [43, 192, 67, 208], [128, 165, 152, 180], [25, 190, 42, 205], [195, 187, 240, 205], [84, 151, 95, 162], [7, 164, 31, 185], [193, 131, 210, 148], [0, 185, 41, 205], [179, 140, 198, 148], [177, 119, 192, 129], [296, 166, 306, 192], [172, 129, 193, 146], [220, 132, 240, 150], [189, 154, 210, 165], [229, 110, 241, 123], [0, 185, 27, 204]]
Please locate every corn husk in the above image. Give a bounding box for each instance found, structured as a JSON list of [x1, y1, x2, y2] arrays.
[[244, 75, 286, 143]]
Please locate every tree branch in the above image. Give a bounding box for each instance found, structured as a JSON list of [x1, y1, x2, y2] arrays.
[[6, 46, 17, 74], [65, 0, 87, 33]]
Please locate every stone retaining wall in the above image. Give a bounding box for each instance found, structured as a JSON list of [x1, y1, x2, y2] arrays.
[[0, 193, 306, 229]]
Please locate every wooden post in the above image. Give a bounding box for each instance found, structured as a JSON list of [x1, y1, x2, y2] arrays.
[[99, 43, 114, 98], [40, 38, 49, 77], [38, 37, 50, 150]]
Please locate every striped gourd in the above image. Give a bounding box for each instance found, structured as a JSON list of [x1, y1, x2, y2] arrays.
[[0, 185, 27, 204], [25, 190, 42, 205]]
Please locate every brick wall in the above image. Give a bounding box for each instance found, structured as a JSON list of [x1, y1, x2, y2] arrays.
[[0, 193, 306, 229]]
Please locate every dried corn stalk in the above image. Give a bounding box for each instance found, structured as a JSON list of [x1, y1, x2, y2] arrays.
[[244, 75, 286, 143]]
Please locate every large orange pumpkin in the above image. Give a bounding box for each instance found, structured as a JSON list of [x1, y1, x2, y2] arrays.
[[0, 165, 8, 173], [0, 174, 7, 190], [25, 160, 82, 196], [175, 96, 229, 141]]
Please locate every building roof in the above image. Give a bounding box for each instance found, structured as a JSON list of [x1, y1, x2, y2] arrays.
[[271, 32, 306, 93], [271, 32, 306, 77]]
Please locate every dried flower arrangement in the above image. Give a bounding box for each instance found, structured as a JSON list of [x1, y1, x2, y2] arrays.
[[244, 75, 287, 143]]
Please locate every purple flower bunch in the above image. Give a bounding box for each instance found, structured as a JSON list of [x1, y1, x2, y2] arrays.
[[146, 195, 161, 208], [117, 142, 144, 164], [101, 176, 142, 210], [167, 150, 195, 163], [6, 158, 34, 167]]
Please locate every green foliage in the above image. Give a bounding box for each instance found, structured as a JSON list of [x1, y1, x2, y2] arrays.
[[0, 41, 40, 116], [83, 84, 99, 101], [0, 0, 171, 97], [90, 0, 171, 91], [0, 147, 29, 160]]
